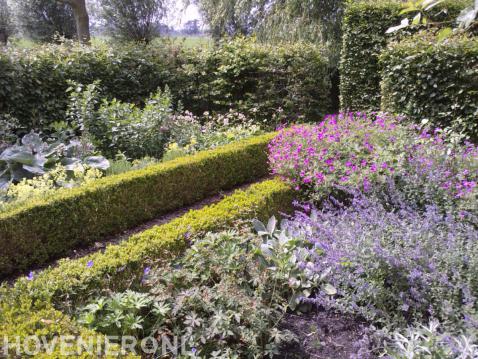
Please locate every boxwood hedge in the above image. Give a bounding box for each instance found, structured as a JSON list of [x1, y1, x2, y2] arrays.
[[380, 34, 478, 140], [339, 0, 470, 111], [0, 134, 275, 278], [0, 178, 294, 357], [0, 38, 331, 130]]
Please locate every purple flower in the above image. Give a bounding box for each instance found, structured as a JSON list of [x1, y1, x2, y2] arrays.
[[86, 260, 94, 268], [144, 267, 151, 276], [27, 271, 34, 281]]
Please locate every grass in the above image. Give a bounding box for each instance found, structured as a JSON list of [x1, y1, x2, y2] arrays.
[[7, 35, 213, 49]]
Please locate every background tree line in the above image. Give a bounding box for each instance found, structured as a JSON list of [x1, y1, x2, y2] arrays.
[[0, 0, 166, 44]]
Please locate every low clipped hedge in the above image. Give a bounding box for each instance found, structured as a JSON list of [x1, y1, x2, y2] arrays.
[[0, 179, 294, 357], [0, 38, 331, 130], [339, 0, 470, 111], [380, 34, 478, 139], [0, 134, 275, 278]]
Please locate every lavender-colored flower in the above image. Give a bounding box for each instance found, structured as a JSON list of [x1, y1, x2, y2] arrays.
[[283, 189, 478, 328], [86, 260, 94, 268], [27, 271, 34, 281]]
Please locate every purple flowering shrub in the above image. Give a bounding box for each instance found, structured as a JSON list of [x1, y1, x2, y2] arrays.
[[269, 112, 407, 200], [269, 113, 478, 215], [396, 129, 478, 215], [282, 193, 478, 332]]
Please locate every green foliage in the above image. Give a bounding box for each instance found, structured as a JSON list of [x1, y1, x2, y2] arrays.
[[162, 110, 264, 161], [253, 217, 331, 310], [180, 37, 332, 123], [23, 179, 293, 305], [0, 165, 103, 213], [385, 320, 478, 358], [100, 0, 165, 43], [380, 34, 478, 140], [0, 115, 19, 152], [0, 38, 331, 131], [0, 134, 275, 278], [0, 132, 109, 190], [79, 230, 300, 357], [339, 0, 469, 111], [0, 179, 293, 356], [193, 0, 262, 39], [256, 0, 345, 67], [14, 0, 77, 42], [95, 88, 173, 159]]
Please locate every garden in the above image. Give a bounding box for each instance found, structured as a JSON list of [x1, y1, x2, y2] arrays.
[[0, 0, 477, 358]]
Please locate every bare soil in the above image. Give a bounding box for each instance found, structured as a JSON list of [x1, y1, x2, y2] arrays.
[[278, 310, 374, 359]]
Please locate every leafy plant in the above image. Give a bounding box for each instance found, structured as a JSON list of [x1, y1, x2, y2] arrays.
[[253, 216, 333, 310], [269, 112, 408, 201], [0, 132, 109, 190], [163, 110, 264, 161], [284, 191, 478, 330], [385, 320, 478, 358], [78, 229, 300, 357], [96, 87, 173, 159], [78, 290, 155, 337], [387, 0, 477, 39]]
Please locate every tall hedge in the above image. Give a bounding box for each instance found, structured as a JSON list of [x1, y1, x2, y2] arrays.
[[381, 34, 478, 139], [0, 134, 274, 278], [339, 0, 470, 111], [0, 38, 331, 130]]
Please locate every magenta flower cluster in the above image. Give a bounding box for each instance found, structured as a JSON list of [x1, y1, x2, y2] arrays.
[[269, 112, 478, 208], [269, 112, 402, 197]]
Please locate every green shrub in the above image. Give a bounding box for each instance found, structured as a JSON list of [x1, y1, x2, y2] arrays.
[[0, 134, 275, 278], [380, 34, 478, 139], [22, 178, 294, 306], [177, 38, 332, 123], [77, 230, 302, 357], [0, 38, 331, 131], [339, 0, 469, 111], [95, 88, 174, 159]]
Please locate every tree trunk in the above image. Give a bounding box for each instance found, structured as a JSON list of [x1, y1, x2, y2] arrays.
[[72, 0, 90, 44], [62, 0, 90, 44], [0, 31, 7, 46]]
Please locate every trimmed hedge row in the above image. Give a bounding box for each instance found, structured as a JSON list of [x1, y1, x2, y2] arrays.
[[0, 179, 294, 357], [0, 133, 275, 278], [0, 38, 331, 130], [339, 0, 470, 111], [380, 34, 478, 139]]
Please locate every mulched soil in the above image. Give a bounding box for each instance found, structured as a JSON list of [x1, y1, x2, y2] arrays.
[[278, 310, 374, 359], [6, 183, 255, 284]]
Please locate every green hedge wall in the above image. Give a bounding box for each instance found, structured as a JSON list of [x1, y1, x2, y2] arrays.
[[0, 179, 294, 356], [380, 34, 478, 139], [0, 134, 274, 278], [0, 38, 331, 130], [339, 0, 470, 111]]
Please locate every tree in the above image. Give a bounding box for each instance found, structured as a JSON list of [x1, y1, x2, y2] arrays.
[[15, 0, 77, 42], [0, 0, 14, 45], [256, 0, 345, 64], [100, 0, 165, 42], [194, 0, 265, 39]]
